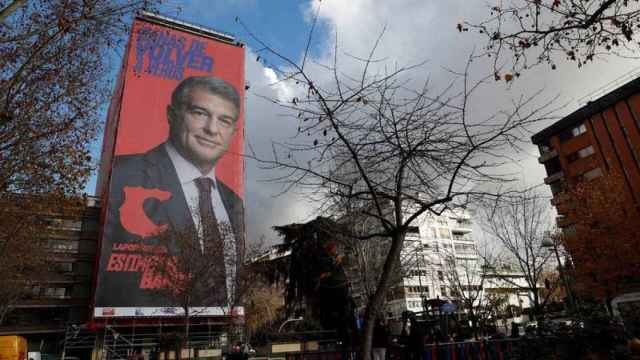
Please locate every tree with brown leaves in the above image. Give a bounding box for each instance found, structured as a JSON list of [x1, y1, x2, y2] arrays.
[[467, 0, 640, 76], [0, 0, 158, 195], [0, 0, 158, 325], [0, 194, 88, 324]]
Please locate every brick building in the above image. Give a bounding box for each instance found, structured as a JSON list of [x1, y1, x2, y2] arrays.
[[532, 76, 640, 227]]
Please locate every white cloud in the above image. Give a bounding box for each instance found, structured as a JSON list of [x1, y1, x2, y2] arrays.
[[243, 48, 315, 244], [241, 0, 640, 244]]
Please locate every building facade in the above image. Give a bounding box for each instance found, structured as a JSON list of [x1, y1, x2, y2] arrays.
[[384, 209, 479, 319], [532, 76, 640, 227], [481, 264, 535, 311], [0, 196, 100, 357]]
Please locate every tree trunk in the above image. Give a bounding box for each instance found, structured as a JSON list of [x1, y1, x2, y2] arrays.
[[532, 290, 541, 320], [360, 231, 405, 360], [469, 309, 478, 339]]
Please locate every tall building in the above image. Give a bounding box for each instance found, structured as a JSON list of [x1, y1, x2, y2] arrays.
[[532, 76, 640, 227], [384, 209, 479, 319]]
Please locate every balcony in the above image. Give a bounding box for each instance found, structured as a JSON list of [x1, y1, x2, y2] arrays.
[[455, 252, 478, 260], [556, 215, 573, 228], [544, 171, 564, 184], [452, 234, 473, 242], [538, 148, 558, 163], [451, 219, 472, 233]]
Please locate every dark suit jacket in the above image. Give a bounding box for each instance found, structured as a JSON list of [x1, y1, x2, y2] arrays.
[[95, 144, 244, 308]]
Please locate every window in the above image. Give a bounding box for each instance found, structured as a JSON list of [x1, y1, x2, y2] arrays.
[[544, 157, 562, 175], [440, 286, 447, 296], [455, 243, 475, 254], [43, 287, 68, 299], [582, 167, 604, 181], [405, 286, 429, 294], [452, 232, 469, 241], [571, 124, 587, 137], [56, 262, 73, 273], [409, 270, 428, 277], [48, 239, 79, 252], [559, 123, 587, 142], [538, 142, 552, 154], [407, 226, 420, 234], [437, 271, 444, 281], [567, 145, 595, 162], [46, 218, 82, 231]]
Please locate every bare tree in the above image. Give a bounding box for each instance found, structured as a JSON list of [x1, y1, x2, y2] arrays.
[[244, 15, 560, 355], [466, 0, 640, 76], [338, 211, 413, 314], [148, 220, 248, 359], [481, 190, 555, 317], [441, 235, 512, 338]]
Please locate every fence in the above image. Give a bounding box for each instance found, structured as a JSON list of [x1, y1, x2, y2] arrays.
[[266, 339, 526, 360]]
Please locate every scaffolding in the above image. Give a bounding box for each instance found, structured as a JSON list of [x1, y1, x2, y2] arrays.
[[62, 320, 243, 360]]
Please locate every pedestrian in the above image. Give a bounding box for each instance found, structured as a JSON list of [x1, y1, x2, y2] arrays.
[[372, 318, 389, 360], [510, 322, 520, 338], [227, 342, 249, 360]]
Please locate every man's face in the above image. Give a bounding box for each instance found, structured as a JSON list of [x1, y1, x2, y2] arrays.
[[168, 87, 238, 173]]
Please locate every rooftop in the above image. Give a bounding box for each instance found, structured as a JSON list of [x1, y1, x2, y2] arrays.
[[531, 75, 640, 145]]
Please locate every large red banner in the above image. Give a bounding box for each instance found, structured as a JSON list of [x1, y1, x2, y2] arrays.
[[94, 15, 245, 318]]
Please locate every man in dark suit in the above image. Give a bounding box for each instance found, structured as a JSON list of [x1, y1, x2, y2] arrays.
[[95, 76, 244, 311]]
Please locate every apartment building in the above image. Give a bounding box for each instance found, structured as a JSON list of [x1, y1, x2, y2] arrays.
[[384, 209, 479, 319], [0, 196, 100, 356], [532, 76, 640, 227]]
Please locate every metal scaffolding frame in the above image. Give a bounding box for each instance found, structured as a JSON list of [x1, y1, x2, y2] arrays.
[[62, 320, 243, 360]]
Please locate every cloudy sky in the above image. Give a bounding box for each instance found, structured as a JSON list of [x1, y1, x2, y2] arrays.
[[88, 0, 640, 245]]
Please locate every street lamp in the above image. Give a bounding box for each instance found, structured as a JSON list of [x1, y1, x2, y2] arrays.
[[541, 236, 576, 314], [278, 317, 304, 333]]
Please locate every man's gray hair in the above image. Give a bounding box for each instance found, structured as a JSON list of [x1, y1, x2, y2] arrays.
[[171, 76, 241, 118]]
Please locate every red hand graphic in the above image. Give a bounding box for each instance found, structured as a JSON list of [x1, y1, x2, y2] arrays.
[[119, 186, 172, 238]]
